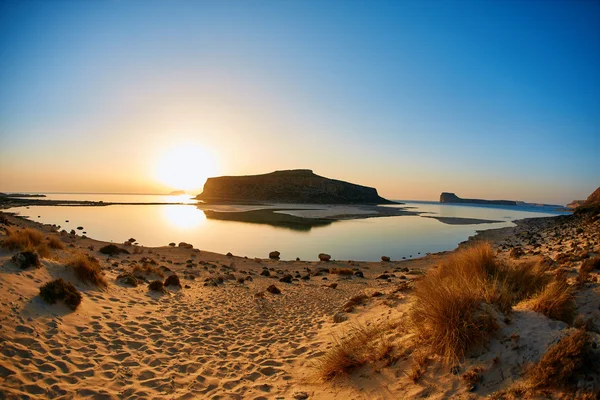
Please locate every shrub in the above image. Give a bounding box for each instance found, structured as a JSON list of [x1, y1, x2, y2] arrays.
[[148, 280, 164, 292], [315, 322, 393, 380], [2, 227, 44, 250], [116, 273, 138, 287], [330, 268, 354, 275], [132, 264, 164, 280], [11, 251, 41, 269], [47, 236, 64, 250], [343, 293, 369, 312], [39, 278, 82, 310], [528, 279, 576, 324], [164, 274, 181, 288], [99, 244, 130, 255], [528, 329, 592, 389], [67, 253, 107, 287]]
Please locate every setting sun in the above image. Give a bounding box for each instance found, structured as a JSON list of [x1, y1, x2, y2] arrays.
[[154, 144, 219, 191]]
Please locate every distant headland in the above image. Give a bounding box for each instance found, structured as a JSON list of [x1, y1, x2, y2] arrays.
[[195, 169, 393, 204], [0, 193, 46, 198], [440, 192, 517, 206]]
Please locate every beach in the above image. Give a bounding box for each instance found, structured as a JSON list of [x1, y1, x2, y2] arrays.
[[0, 208, 598, 399]]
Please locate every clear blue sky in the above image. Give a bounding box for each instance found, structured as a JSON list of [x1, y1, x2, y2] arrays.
[[1, 0, 598, 204]]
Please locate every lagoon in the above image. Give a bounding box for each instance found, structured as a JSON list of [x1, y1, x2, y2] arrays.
[[9, 195, 568, 261]]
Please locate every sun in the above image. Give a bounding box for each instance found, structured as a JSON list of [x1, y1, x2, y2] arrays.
[[154, 144, 218, 191]]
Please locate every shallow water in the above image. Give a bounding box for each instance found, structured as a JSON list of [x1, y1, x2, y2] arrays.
[[9, 196, 568, 261]]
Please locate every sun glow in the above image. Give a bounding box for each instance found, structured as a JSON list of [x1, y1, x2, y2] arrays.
[[162, 205, 206, 230], [154, 144, 219, 191]]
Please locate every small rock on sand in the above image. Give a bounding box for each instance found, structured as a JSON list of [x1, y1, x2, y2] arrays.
[[318, 253, 331, 262], [267, 284, 281, 294]]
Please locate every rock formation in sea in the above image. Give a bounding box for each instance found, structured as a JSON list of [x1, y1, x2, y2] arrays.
[[196, 169, 393, 204], [439, 192, 517, 206]]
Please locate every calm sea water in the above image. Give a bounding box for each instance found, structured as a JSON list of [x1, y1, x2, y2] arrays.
[[8, 195, 568, 261]]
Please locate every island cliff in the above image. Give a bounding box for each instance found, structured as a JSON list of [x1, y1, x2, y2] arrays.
[[440, 192, 517, 206], [195, 169, 393, 204]]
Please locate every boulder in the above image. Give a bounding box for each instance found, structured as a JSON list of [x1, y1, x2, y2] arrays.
[[381, 256, 391, 262], [269, 251, 280, 259], [99, 244, 130, 255], [318, 253, 331, 262], [164, 274, 182, 288]]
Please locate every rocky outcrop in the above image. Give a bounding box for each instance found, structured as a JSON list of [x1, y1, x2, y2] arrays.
[[583, 186, 600, 208], [575, 186, 600, 213], [567, 200, 585, 209], [440, 192, 517, 206], [196, 170, 392, 204]]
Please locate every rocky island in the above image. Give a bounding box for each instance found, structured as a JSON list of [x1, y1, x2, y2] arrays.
[[195, 169, 394, 204], [440, 192, 518, 206]]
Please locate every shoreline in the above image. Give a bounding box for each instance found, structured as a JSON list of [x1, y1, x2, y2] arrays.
[[2, 196, 536, 227]]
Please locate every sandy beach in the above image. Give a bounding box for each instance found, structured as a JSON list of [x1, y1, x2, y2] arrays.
[[1, 208, 598, 399]]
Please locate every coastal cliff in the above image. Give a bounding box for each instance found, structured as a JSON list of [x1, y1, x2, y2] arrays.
[[575, 186, 600, 213], [196, 169, 393, 204], [440, 192, 517, 206]]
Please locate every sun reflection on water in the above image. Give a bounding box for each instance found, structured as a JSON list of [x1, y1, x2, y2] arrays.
[[162, 205, 205, 229]]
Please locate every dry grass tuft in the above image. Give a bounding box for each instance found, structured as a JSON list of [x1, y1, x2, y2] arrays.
[[410, 242, 556, 364], [2, 227, 44, 251], [343, 293, 369, 312], [581, 257, 600, 273], [2, 227, 63, 259], [47, 236, 64, 250], [407, 349, 429, 382], [315, 322, 393, 381], [411, 242, 502, 364], [37, 243, 51, 258], [330, 267, 354, 275], [462, 366, 483, 387], [528, 329, 592, 390], [528, 278, 576, 324], [579, 257, 600, 284], [67, 253, 107, 287]]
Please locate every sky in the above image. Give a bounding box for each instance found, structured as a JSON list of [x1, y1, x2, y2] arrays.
[[0, 0, 598, 204]]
